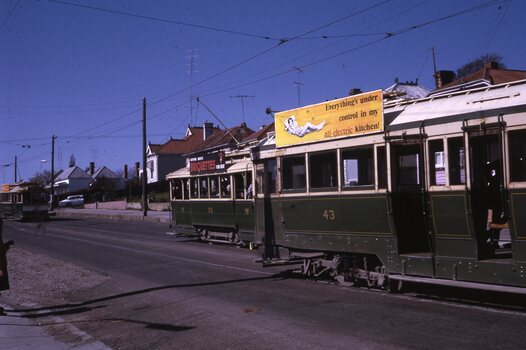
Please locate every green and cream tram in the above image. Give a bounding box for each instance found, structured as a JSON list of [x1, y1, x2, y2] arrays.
[[0, 182, 49, 221], [168, 153, 256, 246], [253, 81, 526, 291]]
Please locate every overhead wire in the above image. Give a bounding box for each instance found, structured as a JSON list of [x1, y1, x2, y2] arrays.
[[54, 0, 394, 141], [478, 0, 511, 56], [199, 0, 505, 98], [0, 0, 22, 31], [198, 0, 428, 99], [47, 0, 281, 41], [8, 1, 504, 171]]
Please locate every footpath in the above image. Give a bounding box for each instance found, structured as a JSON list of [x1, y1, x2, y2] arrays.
[[1, 208, 170, 349], [54, 207, 170, 224]]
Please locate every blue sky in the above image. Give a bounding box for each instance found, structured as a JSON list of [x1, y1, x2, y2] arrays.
[[1, 0, 525, 183]]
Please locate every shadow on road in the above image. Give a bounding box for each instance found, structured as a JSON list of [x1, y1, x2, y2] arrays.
[[4, 275, 279, 316], [0, 316, 195, 333]]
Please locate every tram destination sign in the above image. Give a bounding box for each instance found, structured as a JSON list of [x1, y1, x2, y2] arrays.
[[189, 152, 226, 175], [275, 89, 383, 147]]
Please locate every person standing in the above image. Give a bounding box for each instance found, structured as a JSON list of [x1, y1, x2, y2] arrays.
[[0, 218, 14, 292]]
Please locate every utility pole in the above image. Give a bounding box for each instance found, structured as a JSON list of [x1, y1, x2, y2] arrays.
[[50, 134, 56, 209], [185, 49, 198, 125], [431, 47, 438, 89], [230, 95, 254, 123], [292, 66, 304, 107], [14, 156, 17, 183], [142, 97, 148, 217]]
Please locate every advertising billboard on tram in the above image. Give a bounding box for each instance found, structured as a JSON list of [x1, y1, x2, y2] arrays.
[[275, 90, 383, 147]]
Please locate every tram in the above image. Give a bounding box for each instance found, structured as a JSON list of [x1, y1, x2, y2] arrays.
[[167, 151, 255, 246], [252, 80, 526, 291], [0, 182, 49, 221]]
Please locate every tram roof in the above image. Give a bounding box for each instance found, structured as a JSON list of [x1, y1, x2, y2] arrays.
[[226, 159, 252, 174], [166, 167, 190, 179], [386, 79, 526, 129], [166, 158, 253, 179]]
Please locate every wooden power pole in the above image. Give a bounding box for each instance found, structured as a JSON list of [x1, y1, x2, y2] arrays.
[[50, 134, 56, 209], [142, 97, 148, 217]]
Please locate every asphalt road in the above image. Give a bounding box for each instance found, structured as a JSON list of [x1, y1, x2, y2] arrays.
[[4, 218, 526, 349]]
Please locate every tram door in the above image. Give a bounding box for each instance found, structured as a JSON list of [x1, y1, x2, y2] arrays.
[[390, 143, 431, 254], [468, 132, 506, 258], [255, 159, 280, 259]]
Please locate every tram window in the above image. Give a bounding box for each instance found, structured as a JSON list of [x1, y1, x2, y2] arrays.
[[182, 179, 189, 199], [210, 176, 219, 198], [200, 177, 209, 198], [173, 180, 183, 200], [399, 153, 420, 186], [246, 172, 253, 198], [341, 147, 374, 188], [448, 137, 466, 185], [282, 155, 306, 191], [258, 159, 277, 194], [509, 130, 526, 182], [377, 146, 387, 189], [234, 173, 245, 199], [309, 151, 337, 189], [220, 175, 231, 198], [429, 139, 446, 186], [190, 178, 199, 198]]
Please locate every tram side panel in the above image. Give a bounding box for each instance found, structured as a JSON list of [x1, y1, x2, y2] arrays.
[[171, 200, 195, 235], [191, 200, 236, 231], [234, 200, 256, 243], [509, 189, 526, 262]]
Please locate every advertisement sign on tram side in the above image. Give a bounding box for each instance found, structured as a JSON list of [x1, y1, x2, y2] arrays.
[[189, 151, 226, 175], [274, 89, 384, 148]]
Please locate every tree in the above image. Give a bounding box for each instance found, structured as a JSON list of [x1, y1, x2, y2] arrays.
[[68, 154, 76, 167], [29, 170, 52, 187], [456, 53, 505, 79]]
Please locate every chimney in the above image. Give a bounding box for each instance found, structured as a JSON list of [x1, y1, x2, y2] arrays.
[[434, 70, 455, 89], [135, 162, 140, 178], [349, 88, 362, 96], [484, 61, 499, 69], [89, 162, 95, 176], [124, 164, 128, 179], [203, 121, 214, 140]]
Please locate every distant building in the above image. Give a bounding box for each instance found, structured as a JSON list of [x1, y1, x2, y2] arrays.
[[432, 62, 526, 94], [141, 122, 221, 185], [52, 166, 92, 195], [91, 166, 124, 191], [185, 122, 256, 159]]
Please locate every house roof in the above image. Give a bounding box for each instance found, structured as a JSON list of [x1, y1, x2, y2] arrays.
[[441, 62, 526, 89], [188, 123, 255, 154], [92, 166, 119, 179], [148, 125, 222, 155], [242, 123, 275, 144], [384, 80, 431, 100], [54, 166, 91, 181]]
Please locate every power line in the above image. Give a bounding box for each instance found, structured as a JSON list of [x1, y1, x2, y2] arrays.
[[195, 1, 428, 100], [199, 1, 505, 99], [48, 1, 395, 141], [47, 0, 281, 41], [0, 0, 21, 31]]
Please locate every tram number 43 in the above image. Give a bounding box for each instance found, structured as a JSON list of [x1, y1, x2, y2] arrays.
[[323, 209, 336, 221]]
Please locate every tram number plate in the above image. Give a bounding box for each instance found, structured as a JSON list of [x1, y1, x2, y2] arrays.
[[323, 209, 336, 221]]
